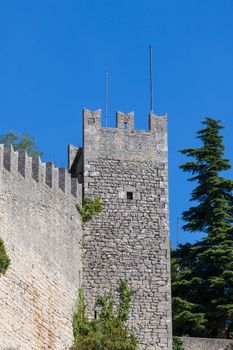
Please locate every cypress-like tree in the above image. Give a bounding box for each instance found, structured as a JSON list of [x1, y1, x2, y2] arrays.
[[172, 117, 233, 338], [172, 243, 208, 337]]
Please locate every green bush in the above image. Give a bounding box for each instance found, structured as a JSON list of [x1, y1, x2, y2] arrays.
[[0, 238, 10, 274], [173, 337, 185, 350], [76, 197, 102, 223], [71, 281, 137, 350]]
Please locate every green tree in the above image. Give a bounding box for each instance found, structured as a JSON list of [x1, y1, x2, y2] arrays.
[[72, 281, 137, 350], [172, 244, 208, 336], [0, 131, 42, 157], [172, 118, 233, 338]]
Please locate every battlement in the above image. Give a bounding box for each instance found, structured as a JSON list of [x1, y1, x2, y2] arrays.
[[83, 108, 168, 163], [83, 108, 167, 133], [0, 144, 81, 199], [0, 106, 171, 350]]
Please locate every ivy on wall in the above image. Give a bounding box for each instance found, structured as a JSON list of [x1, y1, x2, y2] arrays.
[[0, 238, 10, 274], [76, 197, 102, 223]]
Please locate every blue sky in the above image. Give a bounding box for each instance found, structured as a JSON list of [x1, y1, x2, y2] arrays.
[[1, 0, 233, 247]]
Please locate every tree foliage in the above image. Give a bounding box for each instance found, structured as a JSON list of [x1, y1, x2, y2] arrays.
[[76, 197, 103, 223], [71, 281, 137, 350], [0, 238, 10, 274], [173, 337, 185, 350], [0, 131, 42, 157], [172, 118, 233, 338]]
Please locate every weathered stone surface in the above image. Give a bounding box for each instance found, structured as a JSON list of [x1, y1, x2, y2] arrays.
[[182, 337, 233, 350], [82, 109, 172, 350], [0, 106, 172, 350], [0, 145, 82, 350]]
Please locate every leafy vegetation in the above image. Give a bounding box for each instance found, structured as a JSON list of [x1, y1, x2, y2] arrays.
[[0, 238, 10, 274], [172, 118, 233, 338], [0, 131, 42, 157], [71, 281, 137, 350], [76, 197, 103, 223], [173, 337, 185, 350]]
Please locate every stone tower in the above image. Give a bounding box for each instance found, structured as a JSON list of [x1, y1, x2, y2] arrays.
[[73, 108, 172, 350]]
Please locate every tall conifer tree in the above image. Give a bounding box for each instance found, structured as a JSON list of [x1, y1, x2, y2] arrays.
[[173, 118, 233, 338]]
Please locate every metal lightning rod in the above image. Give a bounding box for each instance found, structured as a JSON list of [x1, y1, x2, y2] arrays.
[[105, 67, 109, 127], [149, 45, 154, 113]]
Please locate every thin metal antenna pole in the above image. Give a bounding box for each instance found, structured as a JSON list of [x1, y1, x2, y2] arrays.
[[105, 67, 108, 127], [176, 217, 179, 248], [149, 45, 153, 113]]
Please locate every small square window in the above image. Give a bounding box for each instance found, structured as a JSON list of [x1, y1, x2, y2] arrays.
[[127, 192, 133, 200]]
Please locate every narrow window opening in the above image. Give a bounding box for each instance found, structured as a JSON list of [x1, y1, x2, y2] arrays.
[[94, 310, 97, 319], [127, 192, 133, 200], [124, 121, 128, 129]]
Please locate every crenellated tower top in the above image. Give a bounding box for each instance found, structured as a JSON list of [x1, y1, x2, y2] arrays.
[[83, 108, 167, 133], [82, 108, 168, 163]]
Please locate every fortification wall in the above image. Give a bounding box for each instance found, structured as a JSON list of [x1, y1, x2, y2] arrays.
[[0, 144, 82, 350], [182, 337, 233, 350], [82, 109, 172, 350]]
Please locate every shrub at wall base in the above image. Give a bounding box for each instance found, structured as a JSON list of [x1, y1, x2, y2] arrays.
[[71, 281, 137, 350]]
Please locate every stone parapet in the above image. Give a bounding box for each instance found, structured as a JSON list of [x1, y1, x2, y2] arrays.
[[182, 337, 233, 350], [0, 144, 82, 200], [0, 142, 83, 349]]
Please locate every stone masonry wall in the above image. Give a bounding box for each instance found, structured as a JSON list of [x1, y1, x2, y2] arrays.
[[182, 337, 233, 350], [82, 109, 172, 350], [0, 144, 82, 350]]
